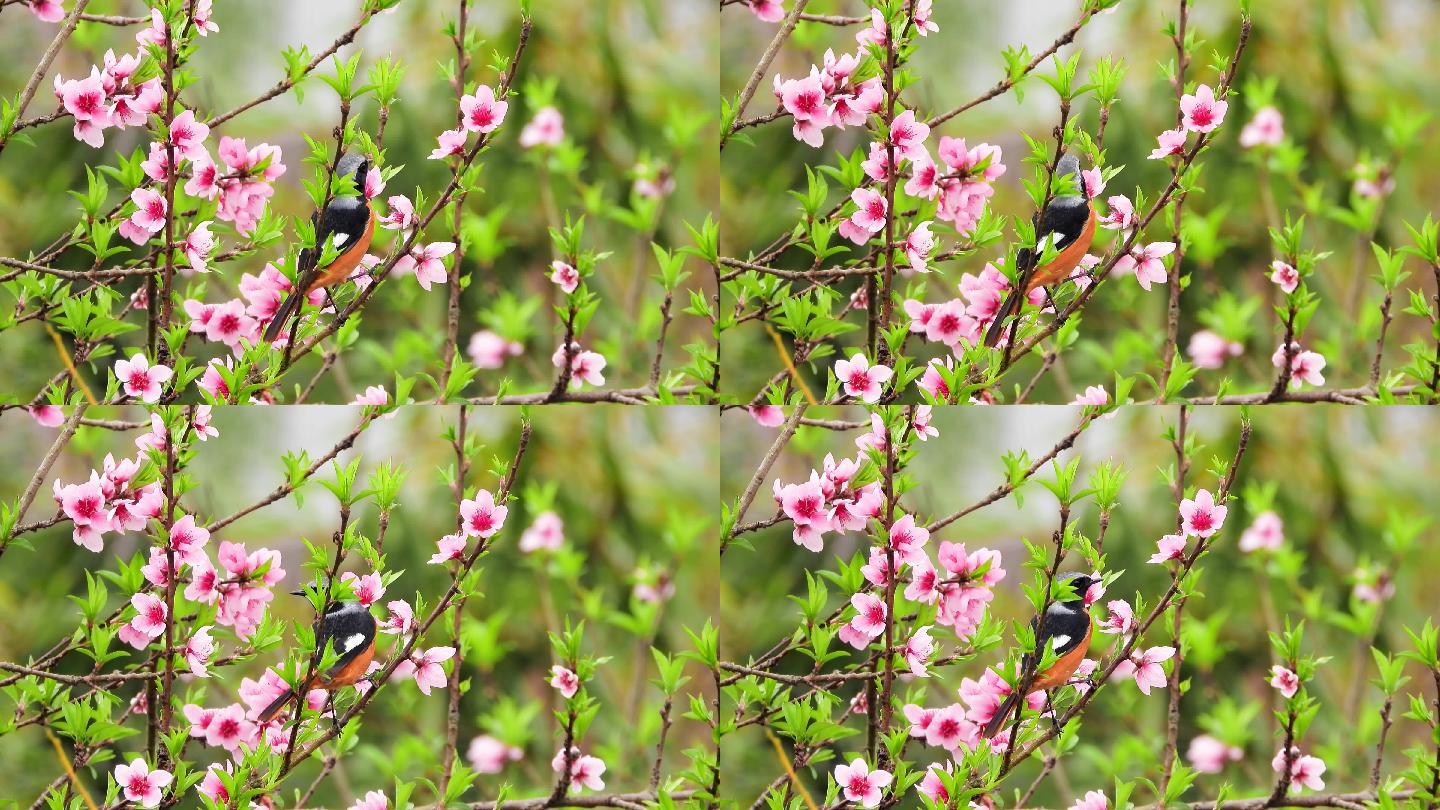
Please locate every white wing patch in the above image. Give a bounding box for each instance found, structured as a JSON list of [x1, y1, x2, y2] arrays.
[[1051, 634, 1072, 651], [331, 232, 350, 248], [341, 633, 366, 653]]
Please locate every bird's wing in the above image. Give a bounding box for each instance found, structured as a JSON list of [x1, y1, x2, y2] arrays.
[[321, 606, 377, 679]]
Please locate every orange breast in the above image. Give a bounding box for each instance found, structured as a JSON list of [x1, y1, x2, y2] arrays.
[[1031, 616, 1092, 691], [312, 210, 376, 291], [319, 637, 376, 688], [1025, 207, 1097, 294]]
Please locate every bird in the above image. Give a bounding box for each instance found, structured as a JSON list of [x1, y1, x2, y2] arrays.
[[262, 151, 377, 343], [983, 153, 1097, 348], [257, 587, 378, 724], [981, 572, 1097, 738]]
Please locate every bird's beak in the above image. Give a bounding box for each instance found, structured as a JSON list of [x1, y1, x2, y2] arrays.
[[289, 588, 307, 597]]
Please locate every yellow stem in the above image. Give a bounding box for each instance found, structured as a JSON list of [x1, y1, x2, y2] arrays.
[[765, 324, 817, 405], [765, 727, 818, 810], [44, 324, 97, 405], [45, 728, 98, 810]]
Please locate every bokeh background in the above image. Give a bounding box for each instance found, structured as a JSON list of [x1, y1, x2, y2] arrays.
[[0, 0, 716, 401], [721, 405, 1438, 804], [0, 405, 717, 803], [720, 0, 1439, 401]]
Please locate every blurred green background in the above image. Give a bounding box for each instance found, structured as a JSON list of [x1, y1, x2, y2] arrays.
[[720, 0, 1439, 402], [721, 405, 1438, 804], [0, 405, 717, 803], [0, 0, 716, 401]]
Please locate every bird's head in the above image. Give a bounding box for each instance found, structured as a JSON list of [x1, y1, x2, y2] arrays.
[[1055, 152, 1084, 198], [335, 152, 371, 191], [1057, 572, 1097, 608]]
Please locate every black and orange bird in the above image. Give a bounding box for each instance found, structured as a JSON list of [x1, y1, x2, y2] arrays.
[[983, 153, 1097, 348], [257, 588, 378, 724], [982, 572, 1096, 738], [262, 151, 377, 343]]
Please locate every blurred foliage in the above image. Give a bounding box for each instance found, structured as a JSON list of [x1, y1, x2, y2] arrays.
[[720, 405, 1439, 804], [0, 404, 717, 803]]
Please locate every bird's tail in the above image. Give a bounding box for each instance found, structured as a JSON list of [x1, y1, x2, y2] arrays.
[[983, 288, 1025, 348], [982, 690, 1023, 738], [257, 687, 298, 724], [262, 289, 303, 344]]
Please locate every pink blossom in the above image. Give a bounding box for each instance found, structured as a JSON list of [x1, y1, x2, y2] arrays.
[[113, 758, 171, 808], [363, 166, 385, 200], [167, 109, 210, 161], [780, 479, 828, 528], [168, 514, 211, 565], [204, 703, 258, 752], [905, 152, 939, 199], [29, 405, 65, 427], [202, 299, 258, 349], [128, 186, 168, 233], [1180, 84, 1228, 133], [1180, 489, 1228, 538], [923, 300, 978, 347], [1149, 128, 1188, 160], [903, 221, 935, 273], [887, 514, 930, 566], [114, 353, 172, 403], [184, 625, 215, 677], [467, 734, 523, 773], [380, 600, 415, 636], [912, 404, 938, 440], [1353, 569, 1395, 604], [748, 405, 785, 427], [923, 703, 976, 750], [379, 195, 416, 232], [430, 128, 467, 160], [833, 758, 891, 808], [846, 187, 888, 238], [396, 646, 455, 695], [888, 109, 930, 162], [745, 0, 784, 22], [1187, 734, 1243, 773], [1070, 790, 1108, 810], [460, 489, 508, 538], [1099, 599, 1135, 635], [196, 763, 231, 804], [354, 385, 388, 407], [467, 330, 523, 368], [918, 357, 952, 401], [550, 345, 607, 388], [519, 106, 565, 148], [861, 142, 890, 182], [1115, 646, 1174, 694], [460, 85, 508, 133], [860, 547, 892, 587], [834, 353, 892, 403], [1080, 167, 1106, 200], [936, 541, 1005, 585], [27, 0, 65, 22], [1149, 533, 1188, 564], [903, 625, 935, 676], [1100, 195, 1136, 231], [1074, 385, 1109, 406], [1239, 511, 1284, 552], [855, 9, 888, 47], [1270, 260, 1299, 293], [59, 73, 108, 125], [186, 153, 219, 198], [396, 242, 455, 291], [848, 592, 887, 638], [349, 791, 388, 810], [180, 221, 216, 273], [1187, 330, 1244, 369], [340, 571, 385, 607], [549, 260, 580, 294], [1116, 242, 1175, 291], [912, 0, 938, 34], [780, 74, 827, 123], [551, 749, 607, 792], [1271, 343, 1327, 388], [550, 665, 580, 698], [1240, 106, 1285, 148], [430, 532, 467, 564], [130, 592, 168, 638], [1272, 748, 1326, 792], [1269, 665, 1300, 698], [520, 511, 564, 553], [191, 0, 218, 34]]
